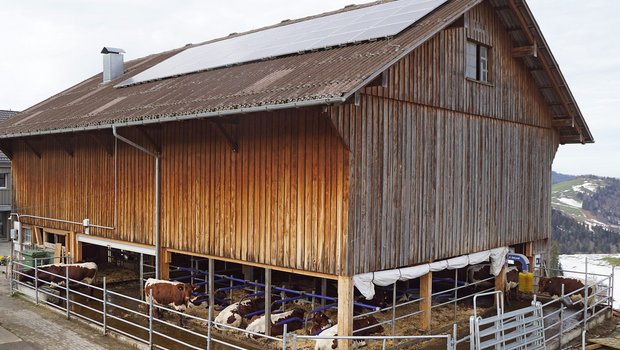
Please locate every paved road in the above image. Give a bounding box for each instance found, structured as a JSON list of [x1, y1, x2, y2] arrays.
[[0, 241, 130, 350]]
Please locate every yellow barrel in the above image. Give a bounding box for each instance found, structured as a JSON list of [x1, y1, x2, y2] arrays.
[[518, 272, 534, 293]]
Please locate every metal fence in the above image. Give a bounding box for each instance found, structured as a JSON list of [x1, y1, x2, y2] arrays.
[[10, 257, 288, 350], [8, 255, 616, 350], [534, 262, 614, 348]]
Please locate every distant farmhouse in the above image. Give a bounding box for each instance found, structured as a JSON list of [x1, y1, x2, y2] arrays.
[[0, 110, 17, 241], [0, 0, 592, 336]]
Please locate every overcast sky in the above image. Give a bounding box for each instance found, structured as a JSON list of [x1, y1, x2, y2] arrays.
[[1, 1, 618, 178]]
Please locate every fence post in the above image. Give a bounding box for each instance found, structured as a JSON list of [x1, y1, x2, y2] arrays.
[[140, 253, 144, 301], [392, 282, 397, 347], [149, 289, 154, 349], [207, 258, 214, 350], [611, 266, 615, 309], [282, 323, 288, 350], [292, 334, 297, 350], [66, 264, 70, 319], [584, 257, 589, 332], [103, 276, 107, 335], [559, 284, 564, 348], [34, 258, 39, 305]]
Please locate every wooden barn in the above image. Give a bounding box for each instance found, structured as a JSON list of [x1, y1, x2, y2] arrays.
[[0, 0, 592, 340]]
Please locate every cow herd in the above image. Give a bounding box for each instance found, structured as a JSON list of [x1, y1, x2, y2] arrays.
[[16, 259, 601, 348]]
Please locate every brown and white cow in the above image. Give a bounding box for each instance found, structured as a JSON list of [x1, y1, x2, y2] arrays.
[[19, 262, 97, 288], [213, 297, 265, 330], [538, 277, 594, 304], [309, 312, 333, 335], [144, 278, 198, 326], [314, 315, 384, 350], [245, 307, 305, 337]]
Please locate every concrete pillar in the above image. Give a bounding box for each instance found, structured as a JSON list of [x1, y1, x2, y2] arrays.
[[337, 276, 354, 350], [420, 272, 433, 331]]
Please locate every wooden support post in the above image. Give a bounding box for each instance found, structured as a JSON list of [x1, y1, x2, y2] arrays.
[[159, 249, 171, 281], [495, 265, 506, 300], [420, 272, 432, 332], [265, 268, 272, 337], [525, 242, 535, 271], [53, 243, 62, 264], [74, 241, 83, 263], [337, 276, 354, 350]]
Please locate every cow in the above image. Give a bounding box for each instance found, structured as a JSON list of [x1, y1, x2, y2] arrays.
[[309, 312, 333, 335], [355, 288, 391, 311], [245, 307, 305, 337], [214, 297, 265, 330], [144, 278, 198, 326], [19, 262, 97, 289], [314, 315, 384, 350], [538, 277, 595, 305]]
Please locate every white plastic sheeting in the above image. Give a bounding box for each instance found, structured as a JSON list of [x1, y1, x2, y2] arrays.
[[353, 247, 509, 299]]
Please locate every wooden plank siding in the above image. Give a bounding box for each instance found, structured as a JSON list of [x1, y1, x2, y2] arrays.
[[160, 110, 350, 274], [11, 109, 350, 276], [330, 2, 560, 275]]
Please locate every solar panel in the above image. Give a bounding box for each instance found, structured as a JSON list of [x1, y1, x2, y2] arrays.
[[116, 0, 448, 87]]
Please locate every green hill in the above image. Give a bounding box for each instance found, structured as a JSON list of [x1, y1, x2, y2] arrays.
[[551, 172, 620, 253]]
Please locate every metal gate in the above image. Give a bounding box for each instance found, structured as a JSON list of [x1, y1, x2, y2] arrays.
[[470, 301, 546, 350], [469, 292, 545, 350]]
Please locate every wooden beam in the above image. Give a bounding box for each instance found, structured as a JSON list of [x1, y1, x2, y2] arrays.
[[337, 276, 354, 350], [54, 135, 74, 157], [139, 127, 161, 154], [159, 249, 171, 280], [495, 265, 506, 300], [212, 121, 239, 153], [512, 43, 537, 58], [525, 242, 535, 271], [0, 139, 13, 159], [420, 272, 433, 332], [552, 118, 574, 128], [92, 133, 114, 157], [75, 240, 83, 263], [23, 139, 41, 158]]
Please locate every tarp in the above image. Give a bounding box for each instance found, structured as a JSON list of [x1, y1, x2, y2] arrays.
[[352, 247, 509, 299]]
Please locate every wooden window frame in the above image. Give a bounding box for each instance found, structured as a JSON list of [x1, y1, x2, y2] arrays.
[[465, 40, 491, 83]]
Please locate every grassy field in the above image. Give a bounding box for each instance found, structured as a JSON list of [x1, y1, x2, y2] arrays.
[[602, 257, 620, 266]]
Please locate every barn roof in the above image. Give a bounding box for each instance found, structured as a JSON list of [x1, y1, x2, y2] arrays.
[[0, 0, 592, 144], [0, 110, 18, 161]]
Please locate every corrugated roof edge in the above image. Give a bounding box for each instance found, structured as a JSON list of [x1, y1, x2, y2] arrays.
[[0, 96, 346, 139]]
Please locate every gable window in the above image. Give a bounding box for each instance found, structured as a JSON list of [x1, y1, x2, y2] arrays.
[[0, 173, 6, 189], [466, 41, 490, 82]]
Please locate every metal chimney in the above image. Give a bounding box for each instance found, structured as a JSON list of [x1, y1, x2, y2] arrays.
[[101, 47, 126, 83]]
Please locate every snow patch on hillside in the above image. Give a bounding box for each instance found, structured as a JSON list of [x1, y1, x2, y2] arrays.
[[558, 197, 582, 208]]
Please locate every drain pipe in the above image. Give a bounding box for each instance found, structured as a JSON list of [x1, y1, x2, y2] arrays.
[[112, 125, 161, 279]]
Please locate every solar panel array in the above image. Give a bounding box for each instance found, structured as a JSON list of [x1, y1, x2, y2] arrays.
[[116, 0, 448, 87]]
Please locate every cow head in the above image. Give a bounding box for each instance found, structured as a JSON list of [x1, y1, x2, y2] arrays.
[[356, 315, 384, 335], [538, 277, 550, 294], [177, 283, 197, 303], [311, 312, 332, 330]]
